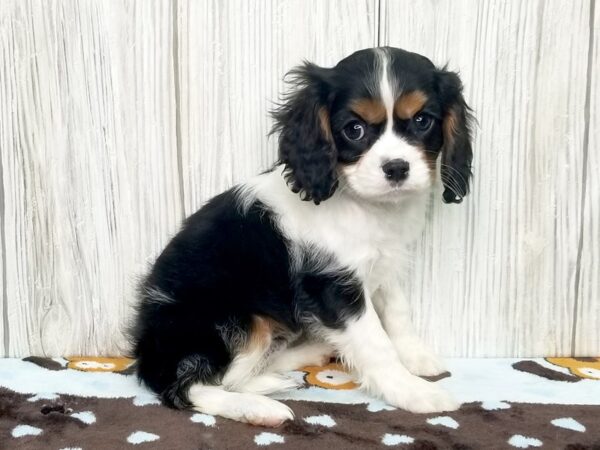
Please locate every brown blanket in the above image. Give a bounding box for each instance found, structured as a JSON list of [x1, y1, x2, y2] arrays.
[[1, 356, 599, 448]]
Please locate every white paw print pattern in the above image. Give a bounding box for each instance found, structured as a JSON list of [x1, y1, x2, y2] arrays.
[[190, 413, 216, 427], [426, 416, 459, 429], [507, 435, 543, 448], [127, 431, 160, 444], [71, 411, 96, 425], [481, 400, 511, 411], [11, 424, 43, 438], [254, 432, 285, 446], [303, 414, 336, 427], [551, 417, 586, 432], [382, 433, 414, 446]]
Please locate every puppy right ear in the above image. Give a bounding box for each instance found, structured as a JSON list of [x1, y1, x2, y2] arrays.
[[271, 63, 337, 205], [435, 68, 474, 204]]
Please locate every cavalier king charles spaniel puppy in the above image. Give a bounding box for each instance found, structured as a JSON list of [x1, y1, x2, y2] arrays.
[[131, 46, 473, 426]]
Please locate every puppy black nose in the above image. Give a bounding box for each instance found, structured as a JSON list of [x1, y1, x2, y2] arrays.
[[382, 159, 410, 182]]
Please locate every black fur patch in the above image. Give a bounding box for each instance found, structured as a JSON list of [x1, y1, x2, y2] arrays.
[[132, 46, 474, 409], [130, 189, 364, 408]]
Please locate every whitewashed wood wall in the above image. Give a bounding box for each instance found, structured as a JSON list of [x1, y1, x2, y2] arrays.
[[0, 0, 598, 358]]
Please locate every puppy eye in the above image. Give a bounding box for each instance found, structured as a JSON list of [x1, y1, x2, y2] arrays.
[[342, 121, 366, 141], [413, 114, 433, 131]]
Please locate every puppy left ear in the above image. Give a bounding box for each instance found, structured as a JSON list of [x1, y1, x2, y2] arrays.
[[436, 69, 474, 204], [271, 62, 337, 205]]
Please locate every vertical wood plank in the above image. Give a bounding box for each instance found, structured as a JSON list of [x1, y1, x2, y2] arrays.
[[176, 0, 379, 215], [0, 112, 4, 357], [382, 0, 591, 356], [0, 0, 8, 355], [0, 0, 180, 356], [0, 0, 595, 358], [574, 1, 599, 356]]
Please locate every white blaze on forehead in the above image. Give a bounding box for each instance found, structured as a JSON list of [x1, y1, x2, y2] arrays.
[[375, 48, 395, 132], [339, 49, 435, 200]]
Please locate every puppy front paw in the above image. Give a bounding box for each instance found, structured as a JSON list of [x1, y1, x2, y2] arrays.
[[402, 351, 447, 377], [381, 377, 460, 413], [394, 339, 447, 377]]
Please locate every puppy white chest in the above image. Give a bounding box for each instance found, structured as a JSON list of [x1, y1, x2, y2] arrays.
[[244, 168, 428, 287]]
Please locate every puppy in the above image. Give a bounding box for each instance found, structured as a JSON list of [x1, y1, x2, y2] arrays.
[[131, 46, 473, 426]]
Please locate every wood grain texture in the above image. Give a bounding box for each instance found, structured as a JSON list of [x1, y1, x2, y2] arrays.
[[0, 0, 180, 356], [381, 0, 593, 356], [574, 1, 599, 356], [1, 0, 597, 357], [176, 0, 378, 215]]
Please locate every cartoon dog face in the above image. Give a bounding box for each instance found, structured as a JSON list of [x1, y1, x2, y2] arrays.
[[67, 357, 134, 373], [302, 363, 358, 390], [546, 357, 600, 380]]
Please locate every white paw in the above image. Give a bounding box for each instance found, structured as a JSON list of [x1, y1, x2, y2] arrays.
[[234, 396, 294, 427], [395, 340, 447, 376], [402, 351, 447, 377], [380, 377, 460, 414], [192, 388, 294, 428], [306, 348, 333, 367], [241, 373, 302, 395], [269, 343, 333, 372]]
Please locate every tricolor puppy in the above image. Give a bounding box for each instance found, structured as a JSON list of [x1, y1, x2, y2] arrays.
[[131, 47, 473, 426]]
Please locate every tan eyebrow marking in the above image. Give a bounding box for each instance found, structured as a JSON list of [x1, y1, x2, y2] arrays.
[[350, 98, 386, 124], [395, 90, 428, 119]]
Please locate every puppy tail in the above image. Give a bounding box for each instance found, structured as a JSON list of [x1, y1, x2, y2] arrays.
[[160, 354, 215, 409]]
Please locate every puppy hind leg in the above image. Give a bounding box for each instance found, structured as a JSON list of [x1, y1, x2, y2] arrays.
[[221, 315, 292, 392], [188, 384, 294, 427], [267, 341, 334, 373], [239, 373, 301, 394], [173, 318, 295, 426], [240, 341, 333, 395]]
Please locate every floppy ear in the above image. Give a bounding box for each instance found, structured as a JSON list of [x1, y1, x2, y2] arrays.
[[271, 62, 337, 205], [436, 69, 474, 204]]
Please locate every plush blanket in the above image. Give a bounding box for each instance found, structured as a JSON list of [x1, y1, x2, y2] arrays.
[[1, 356, 599, 449]]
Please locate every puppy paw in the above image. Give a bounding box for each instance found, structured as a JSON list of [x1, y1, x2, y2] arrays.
[[190, 388, 294, 427], [394, 339, 447, 377], [240, 373, 302, 395], [269, 342, 334, 372], [405, 382, 460, 413], [381, 377, 460, 413], [242, 397, 295, 427], [402, 351, 447, 377]]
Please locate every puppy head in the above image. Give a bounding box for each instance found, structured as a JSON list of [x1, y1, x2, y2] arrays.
[[272, 47, 473, 204]]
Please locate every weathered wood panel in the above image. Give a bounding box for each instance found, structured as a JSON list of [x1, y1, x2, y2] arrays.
[[0, 0, 180, 356], [574, 2, 599, 356], [0, 0, 597, 357], [382, 0, 593, 356], [176, 0, 379, 214]]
